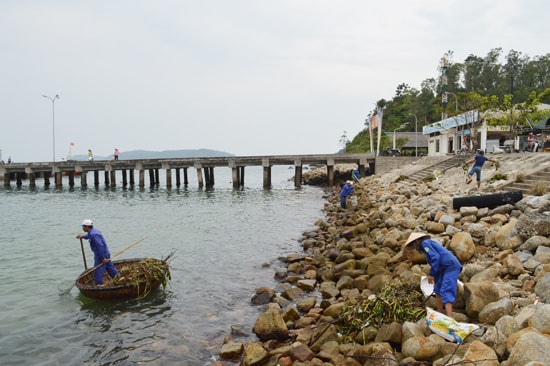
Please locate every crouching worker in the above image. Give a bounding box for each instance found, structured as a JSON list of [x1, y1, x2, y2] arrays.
[[339, 180, 354, 208], [404, 232, 462, 317]]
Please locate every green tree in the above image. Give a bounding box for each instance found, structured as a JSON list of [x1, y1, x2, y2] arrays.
[[486, 89, 550, 141]]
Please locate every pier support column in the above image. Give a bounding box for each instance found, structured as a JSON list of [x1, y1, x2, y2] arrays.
[[25, 167, 36, 188], [55, 172, 62, 188], [129, 169, 135, 186], [154, 169, 160, 186], [231, 167, 239, 188], [166, 169, 172, 188], [110, 170, 116, 187], [229, 159, 239, 188], [175, 168, 181, 187], [239, 167, 245, 186], [44, 172, 51, 187], [29, 173, 36, 187], [262, 158, 271, 189], [94, 171, 100, 186], [16, 172, 23, 186], [204, 167, 214, 187], [196, 168, 204, 187], [104, 171, 110, 186], [294, 159, 302, 188], [81, 171, 87, 187], [122, 169, 127, 187], [183, 168, 189, 186], [148, 169, 155, 187], [68, 172, 75, 187], [139, 170, 145, 187], [327, 158, 335, 186], [194, 162, 204, 188]]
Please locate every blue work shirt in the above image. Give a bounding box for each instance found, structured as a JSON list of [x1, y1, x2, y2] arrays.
[[473, 155, 489, 168], [420, 239, 461, 277], [82, 227, 112, 261], [340, 183, 354, 198]]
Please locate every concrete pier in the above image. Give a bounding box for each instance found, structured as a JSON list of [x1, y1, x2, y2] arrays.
[[1, 153, 375, 189]]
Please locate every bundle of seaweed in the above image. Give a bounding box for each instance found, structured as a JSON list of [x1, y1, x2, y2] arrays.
[[337, 281, 426, 342], [112, 256, 172, 299]]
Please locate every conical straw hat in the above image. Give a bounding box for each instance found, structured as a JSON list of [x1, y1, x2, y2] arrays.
[[403, 232, 430, 250]]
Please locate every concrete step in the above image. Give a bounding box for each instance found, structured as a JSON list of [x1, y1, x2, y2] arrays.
[[527, 173, 550, 182], [405, 155, 465, 182]]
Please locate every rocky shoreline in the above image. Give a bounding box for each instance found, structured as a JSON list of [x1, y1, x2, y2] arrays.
[[217, 155, 550, 366]]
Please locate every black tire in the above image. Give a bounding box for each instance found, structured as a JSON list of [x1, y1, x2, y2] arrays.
[[452, 190, 523, 210]]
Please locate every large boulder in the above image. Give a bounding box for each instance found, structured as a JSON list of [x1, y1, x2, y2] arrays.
[[449, 231, 475, 262], [506, 330, 550, 366], [463, 281, 500, 320], [252, 303, 289, 341]]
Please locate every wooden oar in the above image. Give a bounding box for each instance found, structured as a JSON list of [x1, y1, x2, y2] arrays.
[[80, 238, 88, 270], [87, 236, 148, 272]]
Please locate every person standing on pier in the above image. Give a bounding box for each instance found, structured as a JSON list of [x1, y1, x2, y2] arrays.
[[76, 219, 119, 286], [114, 148, 120, 160], [88, 149, 93, 161]]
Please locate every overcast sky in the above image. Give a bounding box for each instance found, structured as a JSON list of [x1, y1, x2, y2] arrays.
[[1, 0, 548, 162]]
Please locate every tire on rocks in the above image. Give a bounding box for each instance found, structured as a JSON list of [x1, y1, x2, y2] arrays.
[[452, 190, 523, 210]]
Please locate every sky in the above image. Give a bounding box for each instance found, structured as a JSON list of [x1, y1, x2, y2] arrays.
[[1, 0, 549, 162]]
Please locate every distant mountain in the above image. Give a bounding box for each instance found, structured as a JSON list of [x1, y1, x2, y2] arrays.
[[71, 149, 234, 161]]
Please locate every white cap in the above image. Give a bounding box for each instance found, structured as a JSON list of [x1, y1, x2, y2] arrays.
[[81, 219, 93, 226]]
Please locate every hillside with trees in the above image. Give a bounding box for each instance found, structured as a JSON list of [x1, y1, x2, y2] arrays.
[[345, 48, 550, 154]]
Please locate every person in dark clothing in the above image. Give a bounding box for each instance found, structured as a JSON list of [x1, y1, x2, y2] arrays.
[[76, 219, 118, 286], [339, 180, 354, 208], [404, 232, 462, 317], [465, 150, 497, 189]]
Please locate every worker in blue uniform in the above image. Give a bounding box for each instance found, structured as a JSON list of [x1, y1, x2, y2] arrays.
[[76, 219, 119, 286], [465, 150, 497, 189], [404, 232, 462, 317], [339, 180, 354, 208]]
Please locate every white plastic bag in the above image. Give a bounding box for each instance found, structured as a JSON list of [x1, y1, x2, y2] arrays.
[[426, 307, 483, 343], [420, 276, 464, 298]]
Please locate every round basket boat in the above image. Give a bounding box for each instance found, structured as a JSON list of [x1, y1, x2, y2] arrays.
[[75, 257, 170, 300]]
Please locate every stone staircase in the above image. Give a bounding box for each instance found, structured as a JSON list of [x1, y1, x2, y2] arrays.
[[404, 155, 467, 182], [500, 166, 550, 194]]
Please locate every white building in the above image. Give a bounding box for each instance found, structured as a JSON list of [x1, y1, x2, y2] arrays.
[[422, 104, 550, 156]]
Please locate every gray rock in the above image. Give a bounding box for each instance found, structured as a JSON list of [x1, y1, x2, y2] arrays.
[[506, 331, 550, 366], [535, 273, 550, 303]]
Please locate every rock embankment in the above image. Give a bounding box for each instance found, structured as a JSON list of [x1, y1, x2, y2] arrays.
[[219, 155, 550, 366]]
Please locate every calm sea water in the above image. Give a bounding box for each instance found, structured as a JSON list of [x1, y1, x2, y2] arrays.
[[0, 166, 325, 366]]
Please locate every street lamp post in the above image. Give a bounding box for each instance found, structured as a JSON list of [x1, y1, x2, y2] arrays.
[[409, 113, 418, 157], [43, 94, 60, 163], [393, 123, 409, 150], [445, 92, 458, 112]]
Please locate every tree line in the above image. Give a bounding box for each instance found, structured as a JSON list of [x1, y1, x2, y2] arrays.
[[345, 48, 550, 153]]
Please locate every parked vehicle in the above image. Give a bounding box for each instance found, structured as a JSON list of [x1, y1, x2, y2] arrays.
[[382, 148, 401, 157]]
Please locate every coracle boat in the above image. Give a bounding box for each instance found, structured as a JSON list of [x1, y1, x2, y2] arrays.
[[75, 257, 171, 300]]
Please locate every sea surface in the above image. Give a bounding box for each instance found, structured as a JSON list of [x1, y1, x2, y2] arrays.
[[0, 166, 326, 365]]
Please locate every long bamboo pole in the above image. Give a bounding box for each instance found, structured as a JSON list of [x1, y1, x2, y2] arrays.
[[87, 236, 147, 272]]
